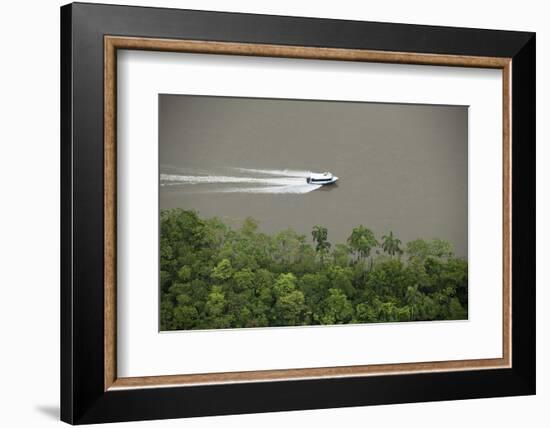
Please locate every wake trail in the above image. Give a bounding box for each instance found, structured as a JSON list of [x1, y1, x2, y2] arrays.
[[160, 167, 325, 194], [233, 168, 312, 178], [161, 174, 305, 186], [218, 184, 322, 194]]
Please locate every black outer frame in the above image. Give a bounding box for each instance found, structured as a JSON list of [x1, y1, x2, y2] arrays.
[[60, 2, 535, 424]]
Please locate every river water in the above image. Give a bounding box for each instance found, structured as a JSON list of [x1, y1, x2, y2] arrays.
[[159, 94, 468, 258]]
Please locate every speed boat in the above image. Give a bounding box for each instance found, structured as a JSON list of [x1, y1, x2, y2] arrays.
[[306, 172, 338, 185]]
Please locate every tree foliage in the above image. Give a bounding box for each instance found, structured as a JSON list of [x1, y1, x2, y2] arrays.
[[348, 225, 378, 262], [381, 231, 403, 257], [160, 209, 468, 331]]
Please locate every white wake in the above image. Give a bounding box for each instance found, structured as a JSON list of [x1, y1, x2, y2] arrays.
[[233, 168, 312, 178], [160, 167, 324, 194], [218, 184, 322, 194]]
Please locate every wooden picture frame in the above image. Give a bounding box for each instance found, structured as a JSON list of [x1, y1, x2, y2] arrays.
[[61, 2, 535, 424]]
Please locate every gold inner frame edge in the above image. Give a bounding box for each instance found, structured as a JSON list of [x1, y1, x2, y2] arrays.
[[104, 36, 512, 391]]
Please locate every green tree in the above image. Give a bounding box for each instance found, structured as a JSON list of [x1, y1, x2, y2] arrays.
[[205, 286, 225, 317], [172, 305, 199, 329], [232, 268, 255, 292], [347, 225, 378, 266], [273, 273, 306, 325], [177, 265, 192, 282], [311, 225, 331, 263], [240, 216, 259, 236], [406, 238, 453, 262], [327, 265, 355, 297], [204, 286, 233, 329], [381, 231, 403, 258], [159, 209, 468, 331], [299, 272, 330, 315], [273, 229, 307, 270], [332, 244, 352, 267], [354, 302, 377, 323], [211, 258, 233, 281], [316, 288, 354, 325]]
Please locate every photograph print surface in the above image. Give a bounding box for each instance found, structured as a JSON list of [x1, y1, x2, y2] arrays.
[[159, 94, 468, 331]]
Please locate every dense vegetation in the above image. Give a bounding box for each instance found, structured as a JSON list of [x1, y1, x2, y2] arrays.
[[160, 209, 468, 331]]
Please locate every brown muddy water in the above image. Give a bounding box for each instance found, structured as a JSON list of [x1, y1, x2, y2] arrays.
[[159, 94, 468, 258]]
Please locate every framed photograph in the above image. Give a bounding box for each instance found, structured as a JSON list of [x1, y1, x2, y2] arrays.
[[61, 2, 535, 424]]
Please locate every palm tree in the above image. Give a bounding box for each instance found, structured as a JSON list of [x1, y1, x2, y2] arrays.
[[347, 225, 378, 267], [311, 225, 331, 263], [381, 231, 402, 258]]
